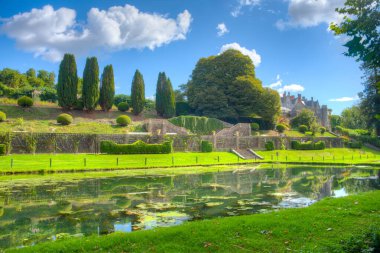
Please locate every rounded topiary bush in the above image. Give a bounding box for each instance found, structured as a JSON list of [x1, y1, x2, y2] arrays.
[[320, 127, 326, 135], [276, 124, 286, 133], [298, 125, 308, 134], [251, 123, 260, 131], [17, 96, 33, 108], [57, 113, 73, 125], [117, 102, 130, 112], [0, 111, 6, 122], [116, 115, 131, 126]]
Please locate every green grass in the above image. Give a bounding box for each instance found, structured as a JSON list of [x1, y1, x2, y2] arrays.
[[8, 190, 380, 253], [284, 130, 336, 137]]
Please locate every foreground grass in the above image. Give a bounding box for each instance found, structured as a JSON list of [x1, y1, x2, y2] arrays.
[[0, 148, 379, 174], [9, 191, 380, 253]]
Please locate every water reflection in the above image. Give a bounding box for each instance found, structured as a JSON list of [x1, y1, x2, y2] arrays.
[[0, 166, 378, 250]]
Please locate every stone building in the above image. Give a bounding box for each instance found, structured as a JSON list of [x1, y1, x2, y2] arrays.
[[281, 92, 331, 129]]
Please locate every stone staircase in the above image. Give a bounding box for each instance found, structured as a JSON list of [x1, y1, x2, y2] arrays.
[[232, 148, 263, 160]]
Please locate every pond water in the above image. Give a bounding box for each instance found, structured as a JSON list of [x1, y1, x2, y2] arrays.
[[0, 166, 379, 250]]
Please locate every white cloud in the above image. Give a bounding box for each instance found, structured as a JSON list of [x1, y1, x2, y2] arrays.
[[329, 95, 359, 102], [276, 0, 345, 30], [278, 84, 305, 93], [220, 42, 261, 66], [216, 23, 229, 37], [231, 0, 260, 17], [268, 74, 282, 88], [0, 5, 192, 62]]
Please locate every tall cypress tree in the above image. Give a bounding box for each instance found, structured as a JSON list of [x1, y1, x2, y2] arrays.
[[155, 72, 166, 116], [131, 70, 145, 115], [82, 57, 99, 111], [57, 54, 78, 109], [99, 65, 115, 111], [162, 77, 176, 118]]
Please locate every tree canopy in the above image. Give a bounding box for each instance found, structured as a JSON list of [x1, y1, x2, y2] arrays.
[[82, 57, 100, 111], [57, 54, 78, 109], [99, 65, 115, 112], [131, 70, 145, 115]]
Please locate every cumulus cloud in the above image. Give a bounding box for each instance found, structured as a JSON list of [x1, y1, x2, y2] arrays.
[[268, 74, 283, 88], [278, 84, 305, 93], [329, 95, 359, 102], [220, 42, 261, 66], [276, 0, 345, 30], [216, 23, 229, 37], [0, 5, 192, 62], [231, 0, 260, 17]]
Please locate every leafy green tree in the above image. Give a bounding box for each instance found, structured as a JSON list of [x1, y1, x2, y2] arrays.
[[99, 65, 115, 111], [0, 68, 29, 88], [26, 68, 36, 78], [114, 94, 130, 106], [57, 54, 78, 109], [330, 115, 342, 130], [291, 109, 317, 129], [82, 57, 100, 111], [258, 88, 281, 128], [174, 83, 187, 102], [341, 105, 367, 129], [162, 78, 176, 118], [155, 72, 166, 116], [131, 70, 145, 115]]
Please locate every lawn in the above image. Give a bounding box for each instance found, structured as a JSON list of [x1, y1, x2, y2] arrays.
[[8, 190, 380, 253], [284, 130, 337, 137]]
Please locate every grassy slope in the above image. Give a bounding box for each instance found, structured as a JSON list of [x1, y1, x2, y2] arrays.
[[284, 130, 336, 137], [9, 191, 380, 253], [0, 148, 379, 173]]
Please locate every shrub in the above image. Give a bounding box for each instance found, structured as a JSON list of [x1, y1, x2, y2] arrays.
[[57, 113, 73, 125], [100, 140, 172, 154], [176, 102, 192, 116], [201, 141, 213, 152], [0, 111, 6, 122], [298, 125, 308, 133], [265, 141, 275, 151], [116, 115, 132, 126], [73, 98, 84, 110], [251, 123, 260, 131], [169, 116, 224, 135], [347, 141, 363, 149], [276, 124, 286, 133], [320, 127, 326, 135], [336, 126, 343, 133], [291, 140, 325, 150], [0, 144, 6, 155], [17, 96, 33, 108], [117, 102, 130, 112]]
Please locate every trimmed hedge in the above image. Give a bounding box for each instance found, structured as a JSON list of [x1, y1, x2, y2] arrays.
[[169, 116, 224, 135], [251, 123, 260, 131], [116, 115, 131, 126], [200, 140, 213, 152], [347, 141, 363, 149], [265, 141, 275, 151], [298, 125, 308, 134], [57, 113, 73, 125], [118, 102, 130, 112], [291, 140, 326, 150], [0, 111, 6, 122], [17, 96, 33, 108], [320, 127, 326, 135], [276, 124, 286, 133], [100, 140, 172, 154], [0, 144, 6, 155]]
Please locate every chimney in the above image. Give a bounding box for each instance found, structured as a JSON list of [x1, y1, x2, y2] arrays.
[[311, 97, 313, 101]]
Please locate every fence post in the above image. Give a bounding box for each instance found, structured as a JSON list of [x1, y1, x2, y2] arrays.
[[218, 156, 220, 163], [84, 158, 86, 167], [50, 158, 52, 168], [196, 156, 198, 164], [10, 158, 13, 169], [286, 156, 287, 161], [117, 157, 119, 166], [172, 156, 174, 165], [145, 158, 147, 166]]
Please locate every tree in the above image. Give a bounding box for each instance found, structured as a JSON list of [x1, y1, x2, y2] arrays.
[[57, 54, 78, 109], [290, 109, 317, 129], [174, 83, 188, 102], [258, 88, 281, 128], [131, 70, 145, 115], [155, 72, 166, 116], [26, 68, 36, 78], [162, 78, 176, 118], [330, 115, 342, 130], [82, 57, 99, 111], [99, 65, 115, 111], [341, 105, 367, 129]]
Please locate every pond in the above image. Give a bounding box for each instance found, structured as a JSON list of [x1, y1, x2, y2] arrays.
[[0, 166, 379, 250]]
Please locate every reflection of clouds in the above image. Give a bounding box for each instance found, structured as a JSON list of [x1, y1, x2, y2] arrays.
[[332, 188, 348, 198], [278, 197, 316, 208]]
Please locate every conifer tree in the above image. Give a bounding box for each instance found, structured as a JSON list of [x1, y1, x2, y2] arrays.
[[82, 57, 99, 111], [155, 72, 166, 116], [162, 77, 176, 118], [131, 70, 145, 115], [99, 65, 115, 111], [57, 54, 78, 109]]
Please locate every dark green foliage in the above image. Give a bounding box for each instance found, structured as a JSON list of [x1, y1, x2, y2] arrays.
[[116, 115, 131, 126], [17, 96, 33, 107], [99, 65, 115, 111], [73, 98, 84, 110], [346, 141, 363, 149], [200, 141, 213, 152], [291, 140, 325, 150], [336, 126, 343, 133], [298, 125, 308, 134], [57, 113, 73, 125], [251, 123, 260, 131], [162, 78, 176, 118], [265, 141, 275, 151], [57, 54, 78, 109], [291, 109, 317, 129], [82, 57, 100, 111], [114, 94, 130, 106], [169, 116, 224, 135], [131, 70, 145, 115], [0, 111, 6, 122], [320, 127, 326, 135], [341, 106, 367, 129], [155, 72, 166, 116], [330, 115, 342, 131], [276, 124, 286, 133], [176, 102, 192, 116], [340, 227, 380, 253], [0, 144, 6, 155], [117, 102, 130, 112], [39, 87, 57, 102], [100, 140, 172, 154]]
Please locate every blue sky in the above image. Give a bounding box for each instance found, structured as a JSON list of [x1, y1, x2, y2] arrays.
[[0, 0, 362, 114]]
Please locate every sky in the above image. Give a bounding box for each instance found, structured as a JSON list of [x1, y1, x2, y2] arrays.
[[0, 0, 363, 114]]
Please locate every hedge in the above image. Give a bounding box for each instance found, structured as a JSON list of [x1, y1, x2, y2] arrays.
[[265, 141, 275, 151], [117, 102, 130, 112], [0, 111, 6, 122], [347, 141, 363, 149], [0, 144, 6, 155], [291, 140, 325, 150], [17, 96, 33, 108], [100, 140, 172, 154], [116, 115, 131, 126], [200, 140, 213, 152], [168, 116, 224, 135], [57, 113, 73, 125], [298, 125, 308, 134], [251, 123, 260, 131]]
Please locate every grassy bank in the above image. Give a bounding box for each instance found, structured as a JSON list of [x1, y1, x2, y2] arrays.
[[8, 191, 380, 253], [0, 148, 379, 174]]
